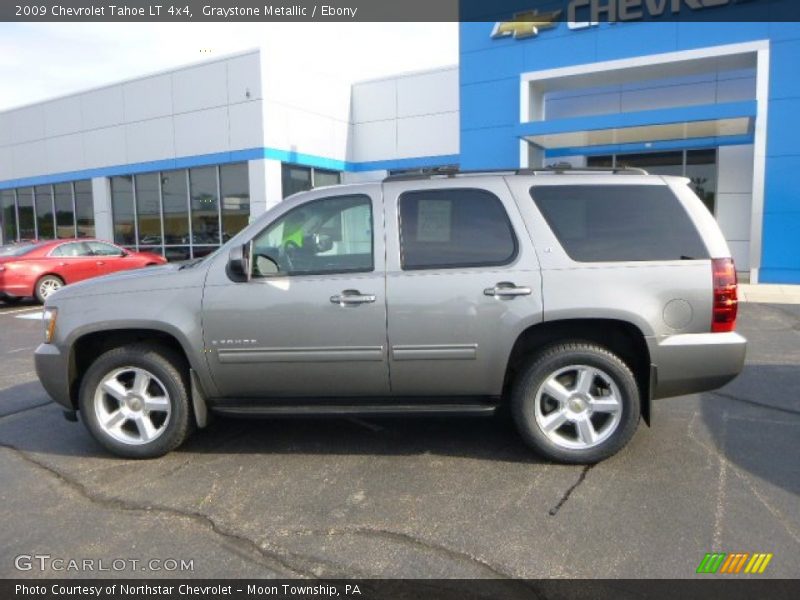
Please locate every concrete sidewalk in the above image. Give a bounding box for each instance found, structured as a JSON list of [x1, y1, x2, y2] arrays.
[[739, 284, 800, 305]]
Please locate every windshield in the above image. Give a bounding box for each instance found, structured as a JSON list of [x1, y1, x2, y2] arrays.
[[0, 242, 42, 257]]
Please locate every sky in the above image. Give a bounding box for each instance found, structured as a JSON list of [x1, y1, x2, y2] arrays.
[[0, 23, 458, 110]]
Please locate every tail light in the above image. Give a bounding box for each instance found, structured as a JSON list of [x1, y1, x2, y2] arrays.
[[712, 258, 738, 333]]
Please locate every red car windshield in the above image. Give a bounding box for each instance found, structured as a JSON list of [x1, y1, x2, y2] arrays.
[[0, 243, 44, 257]]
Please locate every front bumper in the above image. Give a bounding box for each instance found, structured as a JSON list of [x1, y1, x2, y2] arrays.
[[34, 343, 73, 409], [649, 332, 747, 400]]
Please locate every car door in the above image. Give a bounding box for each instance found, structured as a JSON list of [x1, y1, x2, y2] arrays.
[[47, 241, 99, 283], [86, 241, 129, 275], [202, 187, 390, 398], [383, 178, 543, 397]]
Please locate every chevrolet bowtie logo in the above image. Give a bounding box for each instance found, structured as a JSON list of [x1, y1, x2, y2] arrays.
[[491, 9, 563, 40]]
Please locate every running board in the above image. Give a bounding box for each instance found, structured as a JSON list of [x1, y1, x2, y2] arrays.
[[210, 403, 498, 418]]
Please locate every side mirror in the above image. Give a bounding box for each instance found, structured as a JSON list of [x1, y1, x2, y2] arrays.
[[227, 242, 252, 282]]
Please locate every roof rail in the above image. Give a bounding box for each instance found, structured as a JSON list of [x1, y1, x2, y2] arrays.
[[382, 164, 649, 182]]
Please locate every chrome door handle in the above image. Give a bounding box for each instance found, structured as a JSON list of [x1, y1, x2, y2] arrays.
[[484, 282, 532, 298], [330, 290, 377, 306]]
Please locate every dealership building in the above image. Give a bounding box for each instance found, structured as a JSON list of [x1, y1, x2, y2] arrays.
[[1, 20, 799, 282]]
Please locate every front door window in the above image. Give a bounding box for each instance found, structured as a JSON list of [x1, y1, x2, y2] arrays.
[[251, 194, 373, 277]]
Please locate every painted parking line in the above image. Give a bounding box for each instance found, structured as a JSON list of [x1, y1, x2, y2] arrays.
[[6, 346, 36, 354], [0, 306, 42, 316], [15, 311, 44, 320]]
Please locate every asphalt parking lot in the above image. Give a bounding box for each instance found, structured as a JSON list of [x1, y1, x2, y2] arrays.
[[0, 299, 797, 579]]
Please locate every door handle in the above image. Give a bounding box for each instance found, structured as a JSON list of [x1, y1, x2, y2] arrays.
[[96, 261, 105, 266], [484, 282, 532, 298], [330, 290, 377, 306]]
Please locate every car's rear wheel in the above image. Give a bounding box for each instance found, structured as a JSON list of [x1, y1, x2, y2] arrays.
[[78, 344, 194, 458], [511, 343, 640, 464], [35, 275, 64, 303]]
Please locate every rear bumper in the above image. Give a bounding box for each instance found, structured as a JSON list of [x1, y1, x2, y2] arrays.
[[0, 282, 33, 298], [34, 343, 73, 409], [649, 332, 747, 399]]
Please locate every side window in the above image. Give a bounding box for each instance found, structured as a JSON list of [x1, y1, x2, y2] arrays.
[[398, 188, 517, 270], [87, 241, 125, 256], [530, 185, 710, 262], [251, 194, 373, 277], [51, 242, 91, 258]]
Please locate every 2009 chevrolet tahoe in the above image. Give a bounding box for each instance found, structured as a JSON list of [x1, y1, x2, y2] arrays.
[[34, 167, 747, 463]]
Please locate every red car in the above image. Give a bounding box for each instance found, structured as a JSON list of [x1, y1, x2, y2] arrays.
[[0, 239, 167, 304]]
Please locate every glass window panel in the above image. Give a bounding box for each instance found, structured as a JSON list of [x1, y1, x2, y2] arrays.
[[192, 246, 218, 259], [281, 164, 312, 198], [399, 189, 518, 270], [614, 151, 683, 176], [252, 194, 373, 276], [190, 166, 220, 245], [530, 185, 710, 262], [54, 183, 75, 239], [17, 188, 35, 240], [164, 246, 191, 262], [313, 168, 341, 188], [111, 176, 135, 245], [135, 173, 162, 246], [220, 163, 250, 242], [1, 190, 17, 242], [686, 149, 718, 215], [586, 155, 614, 168], [35, 185, 55, 239], [74, 180, 95, 238], [161, 170, 189, 245]]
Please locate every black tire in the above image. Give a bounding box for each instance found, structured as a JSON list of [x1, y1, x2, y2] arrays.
[[34, 274, 64, 304], [78, 343, 194, 458], [511, 342, 640, 464]]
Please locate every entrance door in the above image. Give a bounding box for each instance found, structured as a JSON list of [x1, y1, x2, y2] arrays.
[[588, 149, 717, 214]]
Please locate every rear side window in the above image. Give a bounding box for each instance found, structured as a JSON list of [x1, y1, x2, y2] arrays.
[[530, 185, 709, 262], [50, 242, 91, 257], [399, 189, 517, 270]]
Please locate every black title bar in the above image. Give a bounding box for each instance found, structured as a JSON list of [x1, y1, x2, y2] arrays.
[[3, 0, 800, 22], [4, 579, 800, 600]]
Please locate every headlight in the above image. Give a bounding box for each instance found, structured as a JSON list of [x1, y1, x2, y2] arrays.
[[43, 308, 58, 344]]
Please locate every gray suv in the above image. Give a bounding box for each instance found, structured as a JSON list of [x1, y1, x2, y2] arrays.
[[34, 168, 746, 463]]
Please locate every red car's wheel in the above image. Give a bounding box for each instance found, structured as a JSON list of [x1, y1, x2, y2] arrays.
[[35, 275, 64, 304]]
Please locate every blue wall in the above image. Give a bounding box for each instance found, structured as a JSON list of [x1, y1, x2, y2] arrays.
[[459, 21, 800, 283]]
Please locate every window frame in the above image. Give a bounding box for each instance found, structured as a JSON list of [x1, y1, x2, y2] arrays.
[[397, 187, 520, 272], [250, 193, 375, 278]]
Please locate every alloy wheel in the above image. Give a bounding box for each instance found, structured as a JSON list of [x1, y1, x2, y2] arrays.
[[93, 367, 172, 445], [38, 278, 62, 299], [533, 364, 622, 450]]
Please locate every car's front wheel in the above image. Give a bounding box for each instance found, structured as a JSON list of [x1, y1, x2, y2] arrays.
[[78, 344, 194, 458], [511, 343, 641, 464]]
